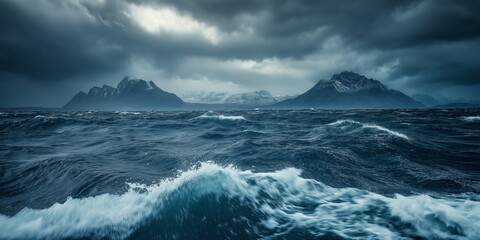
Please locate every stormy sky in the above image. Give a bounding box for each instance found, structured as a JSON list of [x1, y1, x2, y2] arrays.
[[1, 0, 479, 107]]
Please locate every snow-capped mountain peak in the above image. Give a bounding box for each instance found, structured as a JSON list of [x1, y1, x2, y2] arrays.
[[277, 71, 423, 109], [115, 76, 160, 95], [225, 90, 278, 105], [182, 90, 278, 105], [63, 76, 184, 110], [314, 71, 387, 93]]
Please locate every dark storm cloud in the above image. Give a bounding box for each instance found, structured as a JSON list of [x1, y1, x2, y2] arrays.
[[151, 0, 480, 89], [156, 0, 480, 46], [0, 1, 128, 81], [0, 0, 479, 106]]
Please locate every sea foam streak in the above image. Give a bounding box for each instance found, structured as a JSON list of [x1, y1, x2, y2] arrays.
[[1, 162, 478, 239], [327, 119, 409, 139], [117, 111, 141, 115], [193, 111, 246, 121], [461, 116, 480, 122]]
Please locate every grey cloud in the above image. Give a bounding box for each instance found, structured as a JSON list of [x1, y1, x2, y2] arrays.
[[0, 1, 130, 81], [0, 0, 479, 107]]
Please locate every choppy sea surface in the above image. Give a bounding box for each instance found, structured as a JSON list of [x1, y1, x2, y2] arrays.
[[0, 109, 479, 240]]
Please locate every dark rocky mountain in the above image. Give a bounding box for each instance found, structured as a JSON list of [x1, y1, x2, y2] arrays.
[[276, 71, 424, 109], [63, 76, 184, 110]]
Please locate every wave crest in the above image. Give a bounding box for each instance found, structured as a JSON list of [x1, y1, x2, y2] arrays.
[[327, 119, 409, 139], [193, 111, 246, 121], [461, 116, 480, 122], [1, 162, 478, 239]]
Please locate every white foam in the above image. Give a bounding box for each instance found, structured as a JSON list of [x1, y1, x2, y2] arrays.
[[33, 115, 58, 120], [241, 129, 266, 134], [389, 194, 480, 239], [193, 111, 245, 121], [0, 162, 478, 239], [461, 116, 480, 122], [363, 124, 409, 140], [216, 115, 245, 120], [327, 119, 409, 140], [0, 189, 154, 239], [117, 111, 141, 115], [327, 119, 361, 126]]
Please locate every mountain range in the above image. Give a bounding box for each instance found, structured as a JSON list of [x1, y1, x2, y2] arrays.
[[277, 71, 423, 109], [224, 90, 278, 105], [63, 76, 184, 110], [63, 72, 425, 110], [181, 90, 297, 105]]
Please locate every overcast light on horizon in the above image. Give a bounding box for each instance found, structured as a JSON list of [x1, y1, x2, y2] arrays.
[[1, 0, 479, 107]]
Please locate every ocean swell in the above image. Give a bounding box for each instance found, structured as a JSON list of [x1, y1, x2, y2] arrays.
[[1, 162, 478, 240]]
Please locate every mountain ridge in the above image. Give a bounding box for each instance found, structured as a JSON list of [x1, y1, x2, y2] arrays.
[[224, 90, 278, 105], [63, 76, 184, 110], [63, 72, 425, 110], [276, 71, 424, 109]]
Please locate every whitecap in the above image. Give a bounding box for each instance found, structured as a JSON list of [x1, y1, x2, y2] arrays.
[[193, 111, 245, 121], [327, 119, 361, 126], [117, 111, 141, 115], [461, 116, 480, 122], [1, 162, 478, 239], [240, 129, 266, 134], [215, 115, 245, 120], [363, 124, 409, 140], [327, 119, 409, 140], [389, 194, 480, 239]]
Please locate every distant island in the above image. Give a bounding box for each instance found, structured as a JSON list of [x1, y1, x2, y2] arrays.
[[63, 76, 184, 110], [57, 71, 480, 111], [276, 71, 423, 109]]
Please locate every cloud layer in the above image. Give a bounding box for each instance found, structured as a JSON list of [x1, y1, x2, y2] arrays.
[[1, 0, 479, 106]]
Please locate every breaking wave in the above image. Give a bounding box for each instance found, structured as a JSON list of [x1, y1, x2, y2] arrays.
[[1, 162, 478, 240], [327, 119, 409, 139]]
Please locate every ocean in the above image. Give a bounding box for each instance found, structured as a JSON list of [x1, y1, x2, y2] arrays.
[[0, 109, 479, 239]]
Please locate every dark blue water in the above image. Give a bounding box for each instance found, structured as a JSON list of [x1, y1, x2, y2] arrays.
[[0, 109, 479, 239]]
